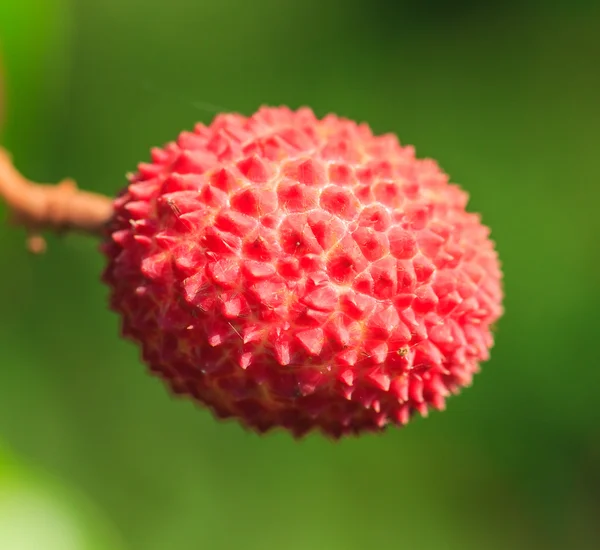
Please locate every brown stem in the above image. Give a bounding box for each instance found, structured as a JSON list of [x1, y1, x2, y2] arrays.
[[0, 147, 113, 252]]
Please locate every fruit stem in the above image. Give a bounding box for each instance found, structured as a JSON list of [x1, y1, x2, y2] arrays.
[[0, 45, 113, 252], [0, 147, 113, 252]]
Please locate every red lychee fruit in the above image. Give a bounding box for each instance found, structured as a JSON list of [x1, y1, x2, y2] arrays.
[[102, 106, 503, 438]]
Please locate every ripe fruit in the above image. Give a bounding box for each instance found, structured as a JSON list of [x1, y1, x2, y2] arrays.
[[102, 106, 503, 438]]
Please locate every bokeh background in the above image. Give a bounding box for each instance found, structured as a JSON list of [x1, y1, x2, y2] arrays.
[[1, 0, 599, 549]]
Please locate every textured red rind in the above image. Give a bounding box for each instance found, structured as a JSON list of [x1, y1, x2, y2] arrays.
[[101, 106, 503, 438]]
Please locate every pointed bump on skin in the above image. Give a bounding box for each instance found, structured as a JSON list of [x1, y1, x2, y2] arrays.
[[237, 155, 271, 183], [338, 369, 355, 386], [365, 341, 388, 364], [296, 328, 325, 356], [273, 338, 291, 366], [238, 352, 253, 370], [301, 285, 338, 312], [366, 370, 391, 391], [390, 376, 409, 402]]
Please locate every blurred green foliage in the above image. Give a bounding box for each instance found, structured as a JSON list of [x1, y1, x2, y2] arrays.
[[1, 1, 599, 549], [0, 445, 125, 549]]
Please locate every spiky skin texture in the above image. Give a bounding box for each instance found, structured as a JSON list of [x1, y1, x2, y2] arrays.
[[102, 106, 503, 438]]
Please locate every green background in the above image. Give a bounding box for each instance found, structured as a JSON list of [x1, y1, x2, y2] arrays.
[[1, 1, 599, 548]]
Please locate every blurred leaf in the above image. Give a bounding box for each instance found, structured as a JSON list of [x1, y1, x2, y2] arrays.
[[0, 445, 126, 550]]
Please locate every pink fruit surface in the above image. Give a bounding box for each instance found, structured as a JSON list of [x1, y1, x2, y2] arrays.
[[102, 106, 503, 438]]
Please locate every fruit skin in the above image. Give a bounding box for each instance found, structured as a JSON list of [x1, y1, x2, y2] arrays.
[[102, 106, 503, 438]]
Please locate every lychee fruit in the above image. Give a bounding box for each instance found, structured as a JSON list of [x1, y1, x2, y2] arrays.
[[102, 106, 503, 438]]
